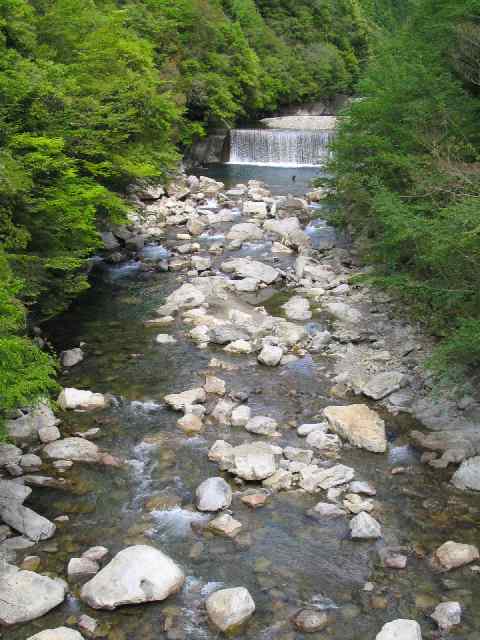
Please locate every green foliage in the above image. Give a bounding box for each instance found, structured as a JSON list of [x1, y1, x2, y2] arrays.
[[332, 0, 480, 377]]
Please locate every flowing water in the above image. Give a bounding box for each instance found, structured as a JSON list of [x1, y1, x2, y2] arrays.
[[10, 140, 480, 640], [228, 129, 333, 167]]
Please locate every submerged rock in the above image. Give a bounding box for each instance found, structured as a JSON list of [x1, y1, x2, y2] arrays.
[[206, 587, 255, 632], [0, 563, 67, 625], [80, 545, 184, 610], [375, 620, 422, 640], [350, 512, 382, 539], [293, 609, 329, 633], [207, 513, 242, 538], [195, 477, 232, 512], [324, 405, 387, 453]]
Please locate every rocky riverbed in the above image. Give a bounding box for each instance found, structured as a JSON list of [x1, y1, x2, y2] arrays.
[[1, 174, 480, 640]]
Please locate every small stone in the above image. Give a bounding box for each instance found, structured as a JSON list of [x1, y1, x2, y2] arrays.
[[375, 619, 422, 640], [68, 557, 99, 579], [195, 477, 232, 512], [156, 334, 177, 344], [20, 454, 42, 472], [21, 556, 41, 571], [349, 481, 377, 496], [78, 614, 98, 634], [431, 602, 462, 631], [38, 426, 61, 443], [245, 416, 278, 436], [82, 546, 109, 562], [61, 347, 84, 368], [293, 609, 329, 633], [262, 470, 293, 492], [204, 376, 226, 396], [309, 502, 346, 518], [207, 513, 242, 538], [206, 587, 255, 632], [258, 345, 283, 367], [383, 553, 408, 569], [224, 340, 253, 355], [343, 493, 374, 514], [297, 423, 327, 437], [231, 405, 251, 427], [177, 414, 203, 434], [350, 512, 382, 539], [241, 493, 268, 509], [433, 541, 479, 571]]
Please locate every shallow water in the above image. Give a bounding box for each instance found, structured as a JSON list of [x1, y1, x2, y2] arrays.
[[13, 173, 480, 640]]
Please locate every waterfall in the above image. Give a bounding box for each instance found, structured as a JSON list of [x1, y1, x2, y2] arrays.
[[228, 128, 333, 167]]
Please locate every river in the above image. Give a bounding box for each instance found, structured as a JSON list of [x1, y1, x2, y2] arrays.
[[8, 128, 480, 640]]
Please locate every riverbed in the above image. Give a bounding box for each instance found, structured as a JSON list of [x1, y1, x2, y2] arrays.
[[9, 169, 480, 640]]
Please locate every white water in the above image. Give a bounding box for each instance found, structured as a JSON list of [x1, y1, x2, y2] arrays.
[[228, 128, 333, 167]]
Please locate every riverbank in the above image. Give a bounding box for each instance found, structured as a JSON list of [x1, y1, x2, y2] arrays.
[[1, 175, 480, 639]]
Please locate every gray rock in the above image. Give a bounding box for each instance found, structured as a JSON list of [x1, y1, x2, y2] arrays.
[[231, 443, 277, 481], [100, 231, 120, 251], [375, 620, 422, 640], [0, 503, 56, 541], [61, 348, 84, 368], [262, 469, 293, 491], [206, 587, 255, 632], [282, 296, 311, 321], [80, 545, 184, 610], [361, 371, 406, 400], [433, 541, 479, 570], [227, 223, 263, 242], [324, 405, 387, 453], [68, 557, 99, 579], [245, 416, 278, 436], [210, 325, 250, 345], [293, 609, 329, 632], [221, 258, 279, 284], [82, 546, 109, 562], [164, 388, 206, 411], [299, 464, 354, 492], [264, 217, 301, 237], [38, 426, 61, 443], [431, 602, 461, 631], [349, 481, 377, 496], [283, 447, 313, 464], [0, 563, 67, 625], [0, 444, 22, 468], [211, 399, 236, 424], [207, 513, 243, 538], [20, 453, 42, 472], [306, 430, 342, 454], [451, 456, 480, 491], [350, 512, 382, 539], [297, 423, 328, 437], [325, 302, 362, 324], [258, 345, 283, 367], [195, 477, 232, 512], [6, 403, 58, 445], [0, 479, 32, 504], [309, 502, 346, 518], [157, 283, 205, 316], [43, 437, 100, 463], [231, 405, 251, 427], [28, 629, 84, 640], [57, 388, 107, 411]]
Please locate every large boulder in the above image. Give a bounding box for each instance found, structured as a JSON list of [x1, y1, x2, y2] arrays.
[[80, 545, 184, 610], [28, 628, 85, 640], [43, 438, 100, 463], [195, 477, 232, 512], [221, 258, 279, 284], [375, 620, 422, 640], [206, 587, 255, 632], [0, 564, 67, 625], [324, 405, 387, 453], [57, 389, 107, 411]]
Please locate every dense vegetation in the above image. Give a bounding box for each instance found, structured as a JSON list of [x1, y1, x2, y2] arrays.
[[332, 0, 480, 380]]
